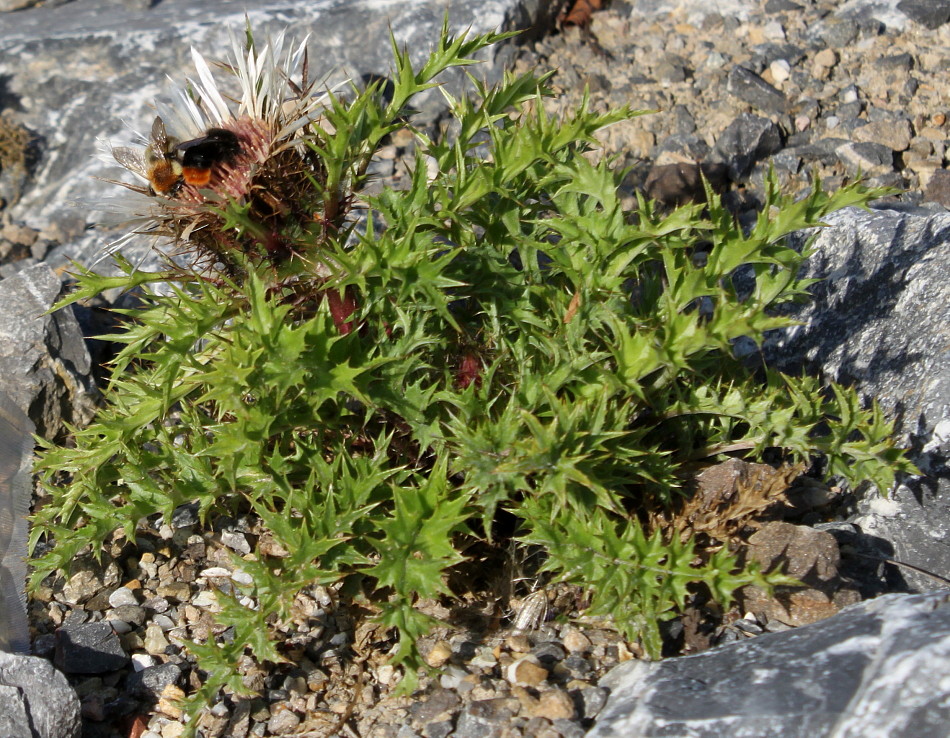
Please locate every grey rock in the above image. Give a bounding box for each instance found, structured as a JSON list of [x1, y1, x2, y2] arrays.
[[0, 263, 98, 439], [106, 587, 138, 609], [897, 0, 950, 28], [653, 55, 688, 83], [553, 718, 586, 738], [836, 0, 912, 32], [669, 105, 697, 136], [835, 141, 894, 175], [170, 501, 200, 528], [410, 688, 461, 724], [726, 66, 788, 114], [877, 51, 915, 71], [560, 654, 594, 680], [453, 698, 514, 738], [713, 113, 783, 181], [0, 650, 81, 738], [764, 0, 802, 12], [850, 118, 913, 151], [532, 641, 566, 666], [574, 686, 609, 720], [220, 529, 252, 555], [836, 100, 865, 120], [589, 591, 950, 738], [924, 168, 950, 208], [620, 0, 761, 24], [813, 17, 860, 47], [0, 391, 33, 654], [783, 138, 850, 167], [422, 720, 454, 738], [54, 622, 129, 674], [764, 207, 950, 591], [771, 150, 802, 172], [0, 683, 33, 735], [0, 0, 537, 269], [108, 604, 146, 627], [266, 707, 301, 735], [750, 42, 806, 66], [653, 133, 711, 162]]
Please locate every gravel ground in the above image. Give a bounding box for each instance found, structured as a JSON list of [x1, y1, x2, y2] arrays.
[[14, 2, 950, 737], [512, 0, 950, 215]]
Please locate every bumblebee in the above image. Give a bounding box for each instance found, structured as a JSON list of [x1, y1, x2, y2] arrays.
[[112, 116, 241, 196], [176, 128, 241, 187], [112, 116, 183, 196]]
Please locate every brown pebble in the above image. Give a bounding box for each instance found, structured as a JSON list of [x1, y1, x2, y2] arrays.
[[425, 640, 453, 668], [537, 688, 576, 720], [813, 48, 837, 69], [506, 634, 533, 653], [161, 722, 185, 738], [157, 685, 186, 720], [932, 113, 946, 127], [267, 705, 301, 735], [511, 685, 539, 716], [156, 581, 191, 602], [561, 628, 592, 654], [506, 655, 548, 687]]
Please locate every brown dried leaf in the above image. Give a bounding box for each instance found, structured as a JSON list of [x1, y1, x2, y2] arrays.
[[653, 458, 806, 542], [563, 290, 581, 324], [127, 714, 148, 738], [559, 0, 604, 28], [643, 161, 731, 207]]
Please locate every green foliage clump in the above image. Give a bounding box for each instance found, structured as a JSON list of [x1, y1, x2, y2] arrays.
[[32, 24, 913, 727]]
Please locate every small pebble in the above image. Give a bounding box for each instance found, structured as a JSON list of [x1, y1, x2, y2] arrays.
[[157, 685, 185, 720], [144, 624, 171, 655], [267, 706, 301, 735], [813, 48, 837, 69], [506, 656, 548, 688], [537, 689, 576, 720], [425, 641, 453, 668], [192, 590, 217, 608], [161, 722, 185, 738], [763, 21, 786, 41], [769, 59, 791, 83], [157, 581, 191, 602], [220, 530, 251, 554], [561, 629, 591, 654], [506, 634, 533, 653], [131, 653, 156, 672], [108, 587, 139, 608], [231, 569, 253, 586]]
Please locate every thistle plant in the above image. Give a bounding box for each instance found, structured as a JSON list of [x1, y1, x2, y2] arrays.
[[32, 22, 914, 729]]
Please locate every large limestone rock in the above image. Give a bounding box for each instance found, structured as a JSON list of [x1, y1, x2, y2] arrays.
[[765, 206, 950, 591], [590, 591, 950, 738], [0, 650, 81, 738], [0, 263, 98, 439]]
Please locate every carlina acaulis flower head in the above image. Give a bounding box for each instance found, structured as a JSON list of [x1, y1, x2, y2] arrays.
[[105, 23, 337, 277]]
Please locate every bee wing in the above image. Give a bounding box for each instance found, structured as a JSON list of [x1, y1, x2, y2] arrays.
[[150, 115, 170, 150], [111, 146, 148, 180]]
